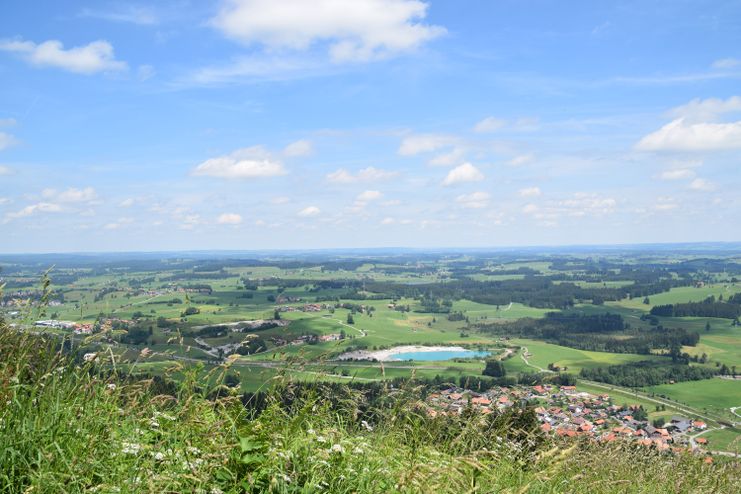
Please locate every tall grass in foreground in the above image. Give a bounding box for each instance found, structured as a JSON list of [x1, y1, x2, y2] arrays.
[[1, 324, 740, 493]]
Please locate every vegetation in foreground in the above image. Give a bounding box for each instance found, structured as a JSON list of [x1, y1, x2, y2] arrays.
[[2, 323, 740, 493]]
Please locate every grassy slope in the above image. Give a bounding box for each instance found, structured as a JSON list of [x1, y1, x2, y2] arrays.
[[3, 324, 741, 493]]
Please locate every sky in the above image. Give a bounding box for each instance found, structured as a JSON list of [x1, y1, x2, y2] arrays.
[[0, 0, 740, 253]]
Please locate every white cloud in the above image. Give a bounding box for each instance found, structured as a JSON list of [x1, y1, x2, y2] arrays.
[[658, 168, 695, 181], [283, 139, 313, 157], [271, 196, 290, 204], [4, 202, 62, 221], [0, 118, 16, 127], [0, 39, 127, 74], [0, 165, 13, 175], [211, 0, 445, 63], [398, 134, 454, 156], [104, 217, 134, 230], [119, 198, 136, 208], [428, 147, 465, 166], [518, 186, 541, 198], [357, 190, 383, 202], [712, 58, 741, 69], [669, 96, 741, 122], [78, 6, 158, 25], [0, 132, 18, 150], [326, 166, 398, 183], [455, 191, 489, 209], [473, 117, 506, 133], [298, 206, 320, 217], [137, 64, 156, 81], [522, 203, 539, 214], [507, 154, 534, 167], [639, 97, 741, 151], [558, 194, 616, 216], [0, 197, 10, 205], [217, 213, 243, 224], [381, 217, 396, 225], [689, 178, 715, 191], [193, 146, 287, 179], [442, 162, 484, 186], [637, 118, 741, 151], [43, 187, 98, 203]]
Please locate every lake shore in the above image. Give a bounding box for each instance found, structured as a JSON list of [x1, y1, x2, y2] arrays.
[[336, 345, 472, 362]]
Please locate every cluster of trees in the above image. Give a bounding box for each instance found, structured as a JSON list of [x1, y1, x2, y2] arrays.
[[579, 361, 717, 387], [651, 297, 741, 319], [477, 313, 699, 355]]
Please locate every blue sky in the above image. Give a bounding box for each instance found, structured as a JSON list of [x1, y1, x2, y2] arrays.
[[0, 0, 740, 253]]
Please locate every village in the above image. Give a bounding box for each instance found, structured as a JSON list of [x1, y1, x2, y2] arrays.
[[425, 384, 713, 459]]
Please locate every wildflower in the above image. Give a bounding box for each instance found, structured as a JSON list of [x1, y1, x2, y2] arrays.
[[139, 347, 153, 358], [106, 383, 117, 391], [330, 443, 344, 454], [353, 446, 364, 454], [280, 473, 292, 483], [83, 353, 98, 362], [154, 411, 175, 421], [121, 442, 141, 455], [153, 452, 165, 461], [210, 489, 224, 494], [316, 435, 327, 443], [361, 420, 373, 431], [307, 428, 316, 435]]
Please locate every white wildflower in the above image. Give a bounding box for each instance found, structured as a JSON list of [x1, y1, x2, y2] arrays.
[[106, 383, 117, 391], [83, 353, 97, 362], [153, 452, 165, 461], [316, 435, 327, 443], [121, 442, 141, 455], [330, 443, 344, 454], [361, 420, 373, 431]]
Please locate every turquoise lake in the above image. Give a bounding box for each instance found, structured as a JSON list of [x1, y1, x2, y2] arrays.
[[390, 350, 490, 361]]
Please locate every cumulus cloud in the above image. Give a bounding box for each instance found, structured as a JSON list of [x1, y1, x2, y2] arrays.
[[0, 132, 18, 151], [4, 202, 62, 221], [42, 187, 98, 203], [658, 168, 695, 181], [357, 190, 383, 202], [638, 97, 741, 151], [217, 213, 243, 224], [0, 118, 16, 127], [0, 38, 127, 74], [473, 117, 506, 133], [103, 217, 134, 230], [283, 139, 313, 157], [428, 147, 465, 166], [521, 193, 616, 221], [398, 134, 454, 156], [669, 96, 741, 123], [455, 191, 489, 209], [0, 165, 13, 175], [211, 0, 445, 63], [507, 154, 535, 167], [442, 162, 484, 186], [689, 178, 715, 191], [637, 118, 741, 151], [193, 146, 287, 179], [519, 186, 541, 198], [326, 166, 398, 183], [297, 206, 320, 217]]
